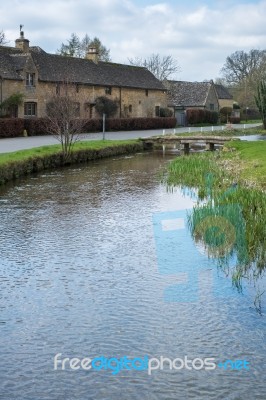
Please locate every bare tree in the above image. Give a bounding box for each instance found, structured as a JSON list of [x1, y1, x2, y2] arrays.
[[128, 53, 180, 81], [0, 30, 7, 45], [221, 49, 266, 85], [46, 81, 86, 161], [220, 49, 266, 111]]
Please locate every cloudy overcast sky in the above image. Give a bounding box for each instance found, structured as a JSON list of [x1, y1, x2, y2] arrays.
[[1, 0, 266, 81]]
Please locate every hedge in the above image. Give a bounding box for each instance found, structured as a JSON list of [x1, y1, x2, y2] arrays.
[[0, 118, 24, 138], [105, 117, 176, 131], [228, 116, 241, 124], [0, 117, 177, 138], [186, 109, 219, 125]]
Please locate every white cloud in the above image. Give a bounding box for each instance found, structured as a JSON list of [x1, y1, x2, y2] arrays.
[[1, 0, 266, 80]]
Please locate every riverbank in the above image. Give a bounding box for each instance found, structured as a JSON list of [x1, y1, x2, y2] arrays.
[[166, 140, 266, 190], [165, 140, 266, 290], [222, 140, 266, 189], [0, 139, 143, 186]]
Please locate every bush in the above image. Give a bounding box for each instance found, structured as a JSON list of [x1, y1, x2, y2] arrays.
[[159, 108, 173, 117], [0, 116, 176, 138], [228, 116, 241, 124], [106, 117, 176, 131], [220, 107, 233, 123], [186, 109, 219, 125], [24, 118, 51, 136], [0, 118, 24, 138], [241, 108, 261, 121], [95, 96, 118, 118]]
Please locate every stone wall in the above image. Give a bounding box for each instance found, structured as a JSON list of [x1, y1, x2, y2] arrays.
[[218, 99, 234, 109], [205, 85, 219, 112], [2, 75, 167, 119]]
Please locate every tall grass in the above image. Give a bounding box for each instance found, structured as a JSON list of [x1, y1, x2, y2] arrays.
[[165, 149, 266, 300]]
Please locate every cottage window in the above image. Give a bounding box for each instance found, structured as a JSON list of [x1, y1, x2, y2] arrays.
[[26, 73, 35, 87], [76, 84, 79, 93], [24, 102, 37, 117], [105, 87, 112, 95], [145, 89, 149, 97], [56, 84, 60, 95], [129, 105, 132, 113], [209, 103, 214, 111]]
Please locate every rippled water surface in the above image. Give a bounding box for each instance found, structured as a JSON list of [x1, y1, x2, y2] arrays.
[[0, 152, 265, 400]]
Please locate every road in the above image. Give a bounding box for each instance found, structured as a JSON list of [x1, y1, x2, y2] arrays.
[[0, 123, 261, 154]]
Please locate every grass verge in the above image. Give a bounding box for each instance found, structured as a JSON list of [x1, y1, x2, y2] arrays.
[[0, 139, 143, 185], [175, 127, 265, 138]]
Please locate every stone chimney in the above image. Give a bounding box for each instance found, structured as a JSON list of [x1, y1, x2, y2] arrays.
[[15, 31, 30, 53], [86, 47, 99, 63]]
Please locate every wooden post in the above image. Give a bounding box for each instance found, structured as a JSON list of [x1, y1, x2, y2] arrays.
[[206, 142, 215, 151], [184, 142, 190, 155]]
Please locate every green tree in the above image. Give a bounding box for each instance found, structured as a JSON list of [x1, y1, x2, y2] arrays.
[[57, 33, 82, 57], [0, 93, 24, 117], [57, 33, 111, 61], [255, 81, 266, 129]]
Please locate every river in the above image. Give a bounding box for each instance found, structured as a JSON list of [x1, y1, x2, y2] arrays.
[[0, 151, 265, 399]]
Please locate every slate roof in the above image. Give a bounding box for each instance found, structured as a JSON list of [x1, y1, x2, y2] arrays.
[[0, 52, 22, 80], [166, 80, 213, 107], [214, 84, 233, 100], [0, 45, 165, 91]]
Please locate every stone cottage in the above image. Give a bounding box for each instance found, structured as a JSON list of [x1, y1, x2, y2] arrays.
[[165, 80, 220, 126], [214, 84, 234, 109], [0, 31, 167, 119]]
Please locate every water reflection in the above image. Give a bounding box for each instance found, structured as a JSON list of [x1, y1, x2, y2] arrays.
[[187, 183, 266, 313], [0, 152, 266, 399]]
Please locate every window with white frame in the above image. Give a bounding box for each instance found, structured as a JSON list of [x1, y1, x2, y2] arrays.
[[26, 73, 35, 87]]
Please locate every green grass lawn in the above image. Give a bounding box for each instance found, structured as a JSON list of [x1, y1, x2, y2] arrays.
[[225, 140, 266, 188]]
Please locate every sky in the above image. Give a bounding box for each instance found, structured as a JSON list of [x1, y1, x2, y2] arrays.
[[1, 0, 266, 81]]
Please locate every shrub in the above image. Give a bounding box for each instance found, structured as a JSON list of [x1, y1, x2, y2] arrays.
[[228, 116, 241, 124], [159, 108, 173, 117], [220, 107, 233, 123], [0, 116, 176, 138], [106, 117, 176, 131], [0, 118, 24, 138], [95, 96, 119, 118], [24, 118, 51, 136], [241, 108, 261, 121], [186, 109, 219, 125]]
